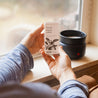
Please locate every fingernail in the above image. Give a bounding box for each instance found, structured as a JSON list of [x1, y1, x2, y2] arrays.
[[42, 45, 45, 49], [39, 49, 42, 53], [40, 49, 43, 54], [42, 23, 44, 29], [60, 46, 62, 48]]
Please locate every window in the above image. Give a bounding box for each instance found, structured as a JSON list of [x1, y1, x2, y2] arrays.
[[0, 0, 81, 56]]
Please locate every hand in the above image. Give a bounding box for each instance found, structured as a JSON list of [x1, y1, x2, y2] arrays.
[[40, 46, 76, 85], [21, 24, 44, 55]]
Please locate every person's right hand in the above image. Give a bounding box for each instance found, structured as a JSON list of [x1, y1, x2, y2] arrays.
[[40, 46, 76, 85]]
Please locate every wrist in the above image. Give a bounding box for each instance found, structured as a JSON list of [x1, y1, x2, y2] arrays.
[[59, 68, 76, 85]]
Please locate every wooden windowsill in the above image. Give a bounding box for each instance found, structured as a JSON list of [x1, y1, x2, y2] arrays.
[[22, 44, 98, 83]]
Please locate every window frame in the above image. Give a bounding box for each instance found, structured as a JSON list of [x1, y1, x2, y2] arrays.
[[90, 0, 98, 45], [81, 0, 98, 45], [81, 0, 92, 43]]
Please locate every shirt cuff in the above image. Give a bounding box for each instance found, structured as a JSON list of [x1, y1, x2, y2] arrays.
[[58, 80, 89, 97], [15, 44, 34, 69]]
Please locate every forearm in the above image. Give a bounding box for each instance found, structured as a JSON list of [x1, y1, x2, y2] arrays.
[[58, 80, 89, 98], [0, 44, 33, 84]]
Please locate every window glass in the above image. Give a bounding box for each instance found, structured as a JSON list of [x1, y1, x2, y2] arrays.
[[0, 0, 80, 55]]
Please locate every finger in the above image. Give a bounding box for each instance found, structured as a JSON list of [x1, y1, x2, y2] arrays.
[[40, 49, 55, 67], [59, 46, 67, 55], [40, 33, 44, 40], [53, 54, 59, 59], [60, 46, 63, 49], [41, 29, 45, 34], [39, 33, 44, 48], [59, 46, 71, 61], [40, 47, 44, 52], [35, 24, 44, 34], [31, 24, 44, 35], [42, 45, 45, 49]]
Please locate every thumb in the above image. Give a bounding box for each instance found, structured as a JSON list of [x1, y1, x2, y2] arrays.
[[30, 24, 44, 36], [40, 49, 55, 68], [59, 46, 66, 55]]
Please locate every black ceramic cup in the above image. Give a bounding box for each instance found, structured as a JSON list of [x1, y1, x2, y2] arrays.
[[60, 30, 86, 59]]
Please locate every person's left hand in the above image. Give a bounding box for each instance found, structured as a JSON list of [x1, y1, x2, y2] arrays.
[[21, 24, 44, 55]]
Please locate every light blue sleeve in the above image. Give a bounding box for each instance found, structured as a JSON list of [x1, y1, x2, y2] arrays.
[[58, 80, 89, 98], [0, 44, 34, 84]]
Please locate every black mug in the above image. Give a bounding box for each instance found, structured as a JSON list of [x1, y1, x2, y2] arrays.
[[60, 30, 86, 60]]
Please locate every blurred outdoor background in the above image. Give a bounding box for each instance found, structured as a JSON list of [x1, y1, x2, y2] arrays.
[[0, 0, 79, 55]]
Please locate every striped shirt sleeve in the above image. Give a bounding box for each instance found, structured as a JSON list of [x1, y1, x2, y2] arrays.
[[0, 44, 34, 84]]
